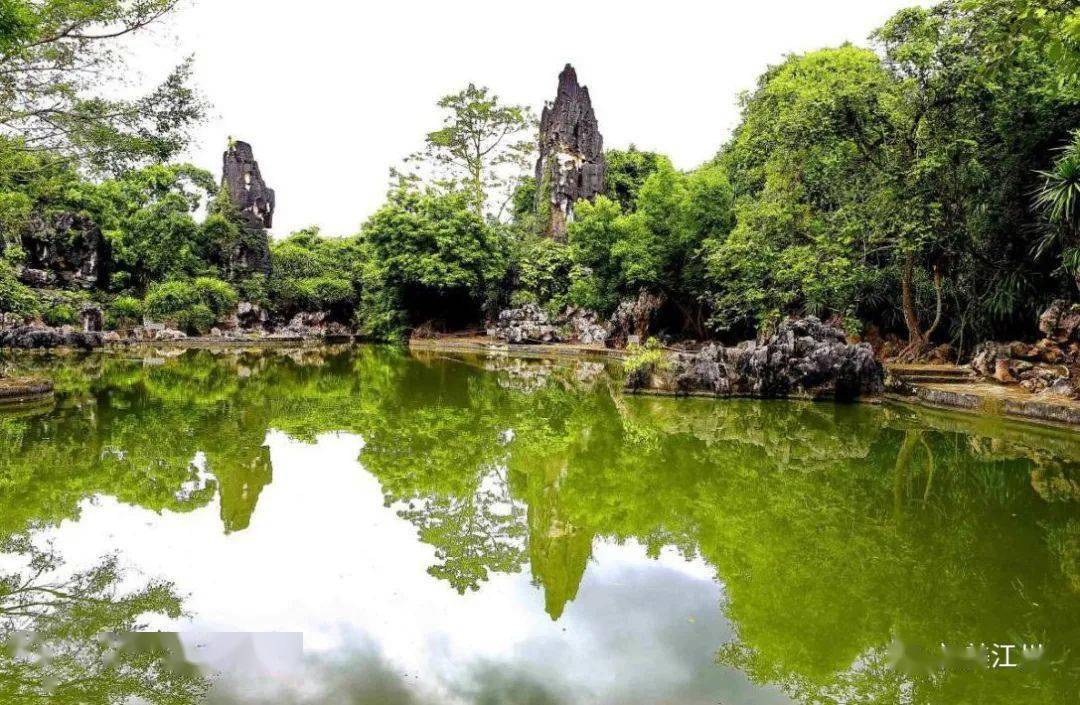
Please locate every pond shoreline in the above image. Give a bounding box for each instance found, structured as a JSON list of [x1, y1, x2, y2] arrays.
[[6, 336, 1080, 430], [0, 376, 54, 406]]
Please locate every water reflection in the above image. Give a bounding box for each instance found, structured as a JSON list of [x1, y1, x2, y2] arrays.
[[1, 347, 1079, 703]]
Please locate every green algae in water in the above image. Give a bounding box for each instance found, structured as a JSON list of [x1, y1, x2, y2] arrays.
[[1, 346, 1079, 704]]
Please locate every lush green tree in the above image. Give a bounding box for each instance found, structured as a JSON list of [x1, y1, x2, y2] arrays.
[[266, 227, 365, 317], [711, 46, 896, 336], [968, 0, 1080, 88], [507, 234, 573, 308], [402, 84, 534, 218], [565, 161, 735, 333], [565, 195, 625, 313], [872, 1, 1080, 350], [360, 188, 508, 331], [0, 0, 204, 174], [1036, 130, 1080, 281], [604, 146, 672, 213], [66, 164, 219, 292]]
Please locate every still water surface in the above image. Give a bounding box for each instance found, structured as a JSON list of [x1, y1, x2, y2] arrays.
[[2, 346, 1080, 704]]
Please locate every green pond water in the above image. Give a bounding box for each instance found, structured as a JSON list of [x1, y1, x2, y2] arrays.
[[2, 346, 1080, 704]]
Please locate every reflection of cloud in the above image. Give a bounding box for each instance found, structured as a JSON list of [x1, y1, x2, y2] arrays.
[[204, 639, 423, 705], [448, 662, 567, 705], [190, 547, 786, 705], [43, 432, 791, 705]]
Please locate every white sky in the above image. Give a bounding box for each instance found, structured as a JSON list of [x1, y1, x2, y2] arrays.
[[132, 0, 932, 237]]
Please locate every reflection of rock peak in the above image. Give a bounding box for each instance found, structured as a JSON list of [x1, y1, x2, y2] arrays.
[[526, 458, 593, 620]]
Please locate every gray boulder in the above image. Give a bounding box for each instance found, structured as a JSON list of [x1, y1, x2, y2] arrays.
[[487, 304, 611, 345], [488, 303, 561, 343], [628, 317, 883, 400], [0, 325, 103, 350], [1039, 299, 1080, 343], [608, 290, 664, 347]]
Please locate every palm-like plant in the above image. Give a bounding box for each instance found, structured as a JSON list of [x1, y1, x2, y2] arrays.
[[1035, 130, 1080, 260]]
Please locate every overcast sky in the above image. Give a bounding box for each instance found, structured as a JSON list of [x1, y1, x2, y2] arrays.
[[133, 0, 932, 237]]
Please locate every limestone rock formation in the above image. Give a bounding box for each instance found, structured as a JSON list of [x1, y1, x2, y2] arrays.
[[535, 65, 605, 240], [1039, 299, 1080, 343], [608, 290, 665, 346], [221, 140, 274, 275], [487, 304, 610, 345], [627, 317, 884, 400], [18, 212, 107, 288], [0, 325, 103, 350], [488, 304, 562, 343], [79, 305, 103, 333], [223, 140, 275, 229]]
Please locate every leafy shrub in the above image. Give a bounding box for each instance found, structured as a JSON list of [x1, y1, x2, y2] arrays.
[[193, 277, 238, 315], [353, 285, 406, 341], [42, 303, 77, 327], [300, 276, 355, 310], [144, 277, 237, 333], [144, 280, 200, 320], [0, 262, 38, 316], [107, 296, 144, 329], [176, 304, 216, 335], [623, 337, 670, 375], [513, 236, 573, 308], [236, 274, 269, 307]]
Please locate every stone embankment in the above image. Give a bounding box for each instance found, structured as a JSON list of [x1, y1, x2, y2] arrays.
[[625, 317, 884, 401], [0, 376, 54, 406]]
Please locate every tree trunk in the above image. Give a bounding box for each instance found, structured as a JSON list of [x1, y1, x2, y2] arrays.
[[901, 253, 925, 346], [924, 264, 944, 340]]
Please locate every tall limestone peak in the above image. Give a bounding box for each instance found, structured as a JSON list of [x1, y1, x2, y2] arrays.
[[535, 64, 605, 240], [220, 139, 273, 276], [222, 139, 276, 230]]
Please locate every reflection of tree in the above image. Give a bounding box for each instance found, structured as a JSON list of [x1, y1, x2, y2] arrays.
[[398, 467, 527, 594], [0, 536, 208, 704], [6, 348, 1080, 702]]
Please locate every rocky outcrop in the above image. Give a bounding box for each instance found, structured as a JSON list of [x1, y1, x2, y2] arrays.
[[535, 65, 605, 240], [234, 301, 270, 331], [608, 290, 664, 346], [968, 300, 1080, 397], [223, 140, 275, 229], [487, 304, 610, 345], [627, 317, 884, 401], [0, 325, 103, 349], [221, 140, 273, 275], [567, 308, 609, 345], [489, 304, 560, 343], [1039, 299, 1080, 343], [79, 305, 103, 333], [275, 311, 351, 338], [19, 212, 108, 288], [971, 341, 1074, 396]]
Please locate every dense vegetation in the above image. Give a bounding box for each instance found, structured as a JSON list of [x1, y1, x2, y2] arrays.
[[1, 0, 1079, 355]]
